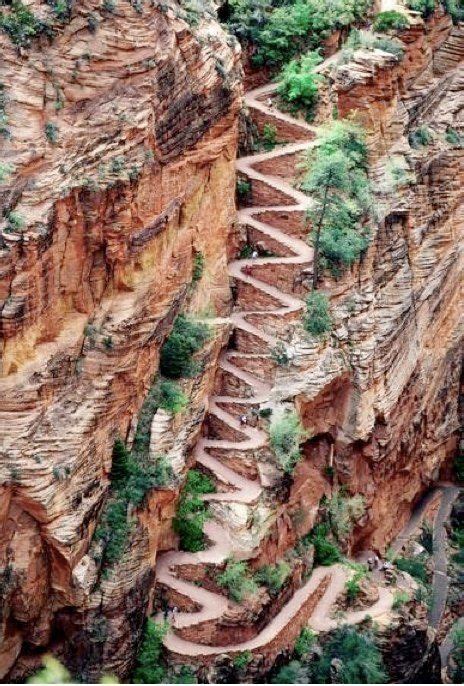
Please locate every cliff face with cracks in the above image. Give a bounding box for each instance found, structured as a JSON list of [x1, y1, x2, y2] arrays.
[[265, 9, 463, 556], [0, 0, 240, 679]]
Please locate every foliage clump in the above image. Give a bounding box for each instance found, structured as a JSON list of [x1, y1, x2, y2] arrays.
[[304, 291, 332, 337], [254, 561, 291, 593], [373, 10, 410, 32], [409, 125, 434, 148], [160, 315, 210, 379], [301, 119, 371, 286], [0, 1, 49, 47], [132, 619, 169, 683], [153, 379, 188, 415], [406, 0, 435, 17], [95, 440, 173, 567], [217, 559, 258, 602], [269, 409, 306, 473], [173, 469, 215, 552], [277, 51, 322, 121], [450, 626, 464, 684]]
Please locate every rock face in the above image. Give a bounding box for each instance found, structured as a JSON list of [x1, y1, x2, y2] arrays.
[[271, 11, 464, 555], [0, 0, 240, 679]]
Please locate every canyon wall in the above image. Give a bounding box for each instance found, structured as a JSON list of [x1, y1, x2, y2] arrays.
[[262, 10, 464, 555], [0, 0, 240, 679]]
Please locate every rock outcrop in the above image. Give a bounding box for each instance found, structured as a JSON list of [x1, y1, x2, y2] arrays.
[[0, 0, 241, 679]]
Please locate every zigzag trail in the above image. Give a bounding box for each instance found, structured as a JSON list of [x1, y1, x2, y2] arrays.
[[155, 48, 400, 659]]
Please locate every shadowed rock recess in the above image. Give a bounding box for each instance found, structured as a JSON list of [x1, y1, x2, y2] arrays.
[[0, 0, 463, 683]]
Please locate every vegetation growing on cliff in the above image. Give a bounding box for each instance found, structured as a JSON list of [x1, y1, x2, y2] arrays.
[[160, 315, 211, 379], [218, 559, 259, 602], [94, 440, 173, 568], [271, 624, 387, 683], [269, 409, 307, 472], [301, 119, 372, 288], [223, 0, 370, 67], [277, 50, 322, 120], [173, 469, 216, 552], [373, 10, 410, 32]]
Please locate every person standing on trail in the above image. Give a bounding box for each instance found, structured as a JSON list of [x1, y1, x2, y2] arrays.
[[251, 249, 259, 259], [240, 414, 248, 425]]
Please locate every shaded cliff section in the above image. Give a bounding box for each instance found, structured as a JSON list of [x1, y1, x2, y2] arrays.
[[0, 0, 241, 680]]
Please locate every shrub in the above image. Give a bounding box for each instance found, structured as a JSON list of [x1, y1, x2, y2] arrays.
[[217, 559, 258, 603], [191, 251, 205, 283], [261, 122, 278, 151], [301, 119, 372, 286], [450, 626, 464, 683], [294, 627, 316, 658], [45, 122, 59, 144], [373, 10, 410, 32], [277, 51, 322, 120], [327, 491, 365, 543], [269, 409, 306, 473], [406, 0, 435, 17], [392, 590, 410, 609], [94, 440, 172, 567], [132, 619, 169, 683], [445, 127, 464, 147], [0, 1, 47, 47], [232, 651, 252, 671], [372, 36, 405, 58], [271, 660, 308, 683], [173, 469, 215, 552], [345, 568, 366, 603], [304, 292, 332, 337], [5, 211, 24, 233], [455, 448, 464, 482], [271, 341, 290, 366], [29, 656, 72, 684], [443, 0, 464, 23], [307, 523, 342, 565], [153, 379, 188, 415], [236, 176, 251, 200], [254, 561, 291, 593], [0, 162, 14, 183], [171, 666, 197, 684], [160, 315, 210, 379], [395, 554, 428, 584], [310, 625, 387, 683], [409, 125, 434, 148]]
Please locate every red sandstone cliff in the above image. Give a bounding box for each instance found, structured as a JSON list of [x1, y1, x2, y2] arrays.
[[0, 0, 240, 679]]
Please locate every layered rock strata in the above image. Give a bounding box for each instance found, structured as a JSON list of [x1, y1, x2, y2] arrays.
[[0, 0, 241, 679]]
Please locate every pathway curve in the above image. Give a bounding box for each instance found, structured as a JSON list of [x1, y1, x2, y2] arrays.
[[154, 60, 399, 660]]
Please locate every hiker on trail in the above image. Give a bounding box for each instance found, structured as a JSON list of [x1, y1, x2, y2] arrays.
[[374, 555, 380, 569], [367, 556, 375, 571], [267, 98, 273, 109], [251, 249, 259, 259], [240, 414, 248, 425]]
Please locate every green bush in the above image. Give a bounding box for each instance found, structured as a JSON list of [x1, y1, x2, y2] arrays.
[[445, 127, 464, 147], [254, 561, 291, 593], [277, 51, 322, 120], [392, 590, 410, 609], [5, 211, 24, 233], [345, 568, 366, 602], [269, 410, 306, 473], [409, 125, 433, 148], [454, 449, 464, 481], [232, 651, 252, 671], [450, 626, 464, 684], [307, 523, 342, 565], [132, 619, 169, 683], [406, 0, 435, 17], [271, 660, 308, 684], [327, 491, 365, 543], [160, 315, 210, 379], [373, 36, 405, 58], [236, 177, 251, 200], [0, 162, 14, 183], [262, 122, 278, 151], [301, 119, 372, 286], [304, 292, 332, 337], [373, 10, 410, 32], [443, 0, 464, 23], [191, 251, 205, 283], [45, 122, 59, 144], [294, 627, 316, 658], [395, 554, 428, 584], [173, 469, 215, 552], [153, 379, 188, 415], [218, 559, 258, 603], [94, 440, 173, 567], [0, 1, 48, 46], [310, 625, 387, 683]]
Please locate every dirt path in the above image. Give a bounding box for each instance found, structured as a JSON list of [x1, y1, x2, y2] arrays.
[[154, 64, 399, 659], [155, 3, 439, 659]]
